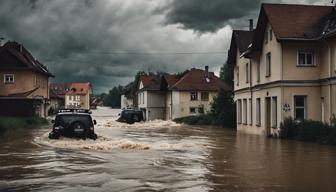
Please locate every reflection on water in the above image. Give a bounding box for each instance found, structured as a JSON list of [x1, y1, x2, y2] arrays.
[[1, 123, 336, 192]]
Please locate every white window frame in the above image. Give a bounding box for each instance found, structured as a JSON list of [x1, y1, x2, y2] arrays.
[[266, 52, 271, 77], [249, 98, 252, 125], [271, 97, 277, 128], [294, 95, 307, 120], [243, 99, 247, 125], [237, 99, 242, 124], [4, 74, 14, 84], [245, 63, 249, 84], [256, 98, 261, 126], [297, 50, 315, 66], [190, 91, 198, 101]]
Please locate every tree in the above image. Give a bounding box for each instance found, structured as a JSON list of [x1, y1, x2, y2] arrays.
[[210, 62, 236, 128]]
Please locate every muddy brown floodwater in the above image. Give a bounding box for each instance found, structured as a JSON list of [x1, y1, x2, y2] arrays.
[[1, 107, 336, 192]]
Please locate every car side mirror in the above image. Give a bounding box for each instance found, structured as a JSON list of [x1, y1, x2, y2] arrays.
[[51, 120, 55, 124], [93, 120, 97, 125]]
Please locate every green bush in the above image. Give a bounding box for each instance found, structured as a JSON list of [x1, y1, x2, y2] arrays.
[[174, 114, 214, 126], [0, 116, 48, 135], [280, 117, 336, 145]]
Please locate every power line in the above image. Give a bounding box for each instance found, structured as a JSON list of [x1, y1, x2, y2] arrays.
[[76, 50, 228, 55]]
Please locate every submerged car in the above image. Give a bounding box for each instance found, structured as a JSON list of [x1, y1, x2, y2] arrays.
[[48, 109, 98, 140], [117, 109, 144, 124]]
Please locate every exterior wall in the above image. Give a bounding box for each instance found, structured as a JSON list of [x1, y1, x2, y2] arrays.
[[171, 91, 180, 119], [137, 90, 165, 120], [0, 70, 49, 98], [235, 87, 282, 136], [234, 51, 251, 90], [178, 91, 217, 118], [282, 42, 321, 80], [121, 95, 134, 109], [65, 93, 90, 110], [251, 24, 282, 85]]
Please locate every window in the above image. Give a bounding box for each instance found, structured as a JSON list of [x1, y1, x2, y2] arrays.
[[294, 96, 307, 120], [249, 98, 252, 125], [236, 67, 239, 86], [257, 62, 260, 83], [190, 91, 198, 101], [190, 107, 196, 114], [271, 97, 277, 128], [245, 63, 249, 84], [142, 92, 145, 104], [256, 98, 261, 126], [4, 74, 14, 84], [75, 96, 81, 101], [266, 52, 271, 77], [243, 99, 247, 125], [298, 51, 314, 66], [198, 107, 204, 114], [201, 92, 209, 101], [270, 29, 273, 41], [265, 31, 268, 44], [237, 100, 242, 124]]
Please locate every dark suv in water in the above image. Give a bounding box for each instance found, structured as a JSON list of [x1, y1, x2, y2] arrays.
[[117, 109, 144, 124], [48, 109, 98, 140]]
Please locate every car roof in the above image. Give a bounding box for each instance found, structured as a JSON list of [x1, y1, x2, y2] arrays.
[[57, 112, 91, 116]]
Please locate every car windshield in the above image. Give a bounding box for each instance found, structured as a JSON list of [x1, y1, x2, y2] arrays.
[[55, 114, 92, 127]]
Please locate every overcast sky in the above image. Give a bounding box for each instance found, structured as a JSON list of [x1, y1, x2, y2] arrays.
[[0, 0, 327, 93]]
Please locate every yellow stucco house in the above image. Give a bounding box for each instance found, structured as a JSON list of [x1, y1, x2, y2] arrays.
[[229, 4, 336, 136], [64, 83, 92, 110], [0, 41, 54, 117]]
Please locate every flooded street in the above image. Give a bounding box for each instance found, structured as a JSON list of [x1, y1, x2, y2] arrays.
[[0, 108, 336, 192]]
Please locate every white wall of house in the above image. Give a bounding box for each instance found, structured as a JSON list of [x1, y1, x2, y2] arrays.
[[121, 95, 133, 109], [137, 90, 165, 120], [171, 91, 180, 119]]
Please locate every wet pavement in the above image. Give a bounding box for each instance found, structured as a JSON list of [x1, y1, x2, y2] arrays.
[[1, 107, 336, 192]]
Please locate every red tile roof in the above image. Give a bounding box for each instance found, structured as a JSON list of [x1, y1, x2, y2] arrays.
[[263, 4, 333, 39], [0, 41, 54, 77], [139, 75, 161, 91], [164, 74, 179, 88], [67, 83, 92, 95], [170, 68, 230, 91], [50, 83, 71, 96]]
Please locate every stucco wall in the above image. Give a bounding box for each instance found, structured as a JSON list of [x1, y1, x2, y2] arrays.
[[282, 42, 321, 80], [178, 91, 217, 118], [0, 70, 49, 98]]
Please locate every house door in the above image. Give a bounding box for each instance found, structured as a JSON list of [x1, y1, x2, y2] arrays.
[[265, 97, 271, 136]]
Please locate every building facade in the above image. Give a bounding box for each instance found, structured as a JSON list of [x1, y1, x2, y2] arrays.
[[229, 4, 336, 136], [0, 41, 54, 117], [65, 83, 92, 110]]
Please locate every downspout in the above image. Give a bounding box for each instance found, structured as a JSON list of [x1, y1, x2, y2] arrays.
[[280, 41, 284, 123], [323, 40, 332, 124]]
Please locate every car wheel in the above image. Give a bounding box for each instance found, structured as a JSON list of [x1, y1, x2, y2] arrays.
[[48, 131, 60, 139]]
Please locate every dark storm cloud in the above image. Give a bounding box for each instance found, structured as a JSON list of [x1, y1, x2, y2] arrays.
[[164, 0, 326, 32], [0, 0, 325, 93], [164, 0, 263, 32]]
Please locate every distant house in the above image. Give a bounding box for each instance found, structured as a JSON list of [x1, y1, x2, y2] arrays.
[[0, 41, 54, 117], [164, 67, 230, 120], [136, 67, 230, 120], [121, 82, 134, 109], [137, 75, 166, 120], [49, 83, 71, 108], [65, 83, 92, 110], [49, 88, 63, 113]]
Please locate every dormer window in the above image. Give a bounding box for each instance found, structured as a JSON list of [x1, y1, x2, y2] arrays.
[[298, 50, 314, 66], [4, 74, 14, 84]]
